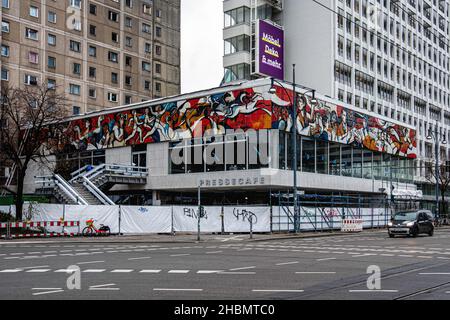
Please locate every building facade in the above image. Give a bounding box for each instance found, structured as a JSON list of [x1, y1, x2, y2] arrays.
[[25, 78, 419, 207], [222, 0, 450, 200], [0, 0, 181, 115]]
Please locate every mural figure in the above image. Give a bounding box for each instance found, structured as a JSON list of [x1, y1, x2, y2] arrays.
[[52, 85, 417, 159]]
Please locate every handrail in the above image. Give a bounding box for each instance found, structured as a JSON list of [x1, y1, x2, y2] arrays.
[[82, 177, 115, 205], [69, 165, 91, 182], [54, 174, 89, 205]]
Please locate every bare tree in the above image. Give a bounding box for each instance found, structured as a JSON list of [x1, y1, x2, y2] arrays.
[[0, 84, 68, 221], [425, 161, 450, 219]]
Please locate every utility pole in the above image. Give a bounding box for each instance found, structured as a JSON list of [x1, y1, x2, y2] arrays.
[[292, 64, 299, 233]]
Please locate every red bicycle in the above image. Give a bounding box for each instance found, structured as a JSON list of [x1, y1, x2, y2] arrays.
[[82, 219, 111, 237]]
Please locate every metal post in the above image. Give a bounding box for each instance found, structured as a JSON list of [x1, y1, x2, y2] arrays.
[[249, 216, 253, 239], [197, 184, 201, 242], [292, 64, 299, 233], [435, 125, 440, 221]]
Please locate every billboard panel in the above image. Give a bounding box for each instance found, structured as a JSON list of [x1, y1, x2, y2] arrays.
[[255, 19, 284, 80]]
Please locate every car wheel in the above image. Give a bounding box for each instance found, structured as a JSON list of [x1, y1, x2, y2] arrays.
[[389, 233, 395, 238], [428, 228, 434, 237]]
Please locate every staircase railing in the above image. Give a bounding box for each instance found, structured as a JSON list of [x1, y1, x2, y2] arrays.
[[82, 177, 115, 205], [35, 174, 88, 205]]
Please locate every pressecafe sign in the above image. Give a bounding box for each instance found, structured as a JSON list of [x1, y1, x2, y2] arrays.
[[254, 19, 284, 80]]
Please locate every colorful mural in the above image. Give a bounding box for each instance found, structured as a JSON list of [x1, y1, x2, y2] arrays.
[[53, 85, 417, 159]]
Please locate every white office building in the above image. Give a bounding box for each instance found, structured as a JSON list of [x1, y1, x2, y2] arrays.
[[223, 0, 450, 199]]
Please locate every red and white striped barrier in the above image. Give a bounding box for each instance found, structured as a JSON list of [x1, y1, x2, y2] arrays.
[[341, 219, 364, 232], [1, 232, 80, 238], [6, 221, 80, 228], [0, 220, 80, 239]]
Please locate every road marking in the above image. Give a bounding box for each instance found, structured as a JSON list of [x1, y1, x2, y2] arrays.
[[77, 261, 105, 265], [217, 272, 256, 275], [197, 270, 223, 274], [32, 288, 64, 296], [295, 272, 336, 274], [82, 269, 106, 273], [140, 270, 161, 273], [0, 269, 22, 273], [276, 261, 299, 266], [170, 254, 190, 257], [153, 288, 203, 292], [229, 266, 256, 271], [89, 284, 119, 291], [55, 269, 78, 273], [168, 270, 190, 274], [352, 254, 375, 258], [4, 257, 20, 260], [419, 273, 450, 275], [10, 253, 24, 256], [349, 290, 399, 293], [111, 269, 134, 273], [128, 256, 151, 261], [206, 251, 223, 254], [26, 269, 51, 273], [252, 289, 304, 293], [317, 257, 337, 262]]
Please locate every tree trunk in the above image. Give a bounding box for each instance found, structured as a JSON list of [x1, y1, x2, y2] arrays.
[[14, 169, 26, 221]]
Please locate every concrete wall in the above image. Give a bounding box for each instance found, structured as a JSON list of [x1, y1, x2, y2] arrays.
[[106, 146, 132, 165]]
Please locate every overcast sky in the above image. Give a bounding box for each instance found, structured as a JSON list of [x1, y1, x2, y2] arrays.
[[180, 0, 224, 94]]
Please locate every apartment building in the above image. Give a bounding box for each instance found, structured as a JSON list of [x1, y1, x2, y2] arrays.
[[223, 0, 450, 197], [0, 0, 181, 115]]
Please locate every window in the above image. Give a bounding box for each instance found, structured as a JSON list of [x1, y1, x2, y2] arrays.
[[2, 0, 9, 9], [125, 75, 132, 86], [145, 43, 152, 54], [73, 63, 81, 75], [155, 63, 161, 74], [47, 56, 56, 68], [125, 56, 132, 66], [30, 6, 39, 18], [89, 4, 97, 15], [112, 32, 119, 43], [69, 84, 81, 95], [108, 51, 119, 63], [1, 45, 9, 57], [1, 20, 9, 33], [144, 80, 151, 90], [143, 3, 152, 14], [108, 92, 118, 102], [125, 36, 132, 47], [155, 26, 162, 37], [70, 40, 81, 52], [142, 23, 151, 33], [47, 79, 56, 90], [89, 25, 96, 36], [155, 82, 161, 92], [70, 0, 81, 9], [88, 46, 96, 57], [1, 68, 9, 81], [125, 17, 132, 28], [88, 88, 96, 99], [224, 6, 251, 28], [48, 11, 56, 23], [89, 67, 96, 78], [155, 45, 161, 55], [108, 11, 119, 22], [26, 28, 39, 40], [111, 72, 118, 84], [29, 52, 39, 64], [142, 61, 151, 71], [24, 74, 38, 85], [72, 106, 80, 115], [48, 34, 56, 46]]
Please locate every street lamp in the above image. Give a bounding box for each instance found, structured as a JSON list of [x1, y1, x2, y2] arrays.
[[427, 125, 447, 220], [268, 66, 317, 233]]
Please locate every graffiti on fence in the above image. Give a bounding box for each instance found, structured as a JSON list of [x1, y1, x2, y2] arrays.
[[183, 207, 208, 220], [233, 208, 257, 224]]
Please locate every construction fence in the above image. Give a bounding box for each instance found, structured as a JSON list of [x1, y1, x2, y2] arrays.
[[0, 203, 390, 235]]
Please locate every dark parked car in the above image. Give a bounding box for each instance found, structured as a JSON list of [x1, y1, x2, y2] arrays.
[[388, 210, 434, 238]]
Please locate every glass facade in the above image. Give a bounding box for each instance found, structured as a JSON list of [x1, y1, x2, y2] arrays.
[[168, 130, 414, 185], [278, 132, 415, 184]]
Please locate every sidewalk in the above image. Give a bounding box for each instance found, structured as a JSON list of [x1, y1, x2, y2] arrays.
[[0, 228, 392, 244]]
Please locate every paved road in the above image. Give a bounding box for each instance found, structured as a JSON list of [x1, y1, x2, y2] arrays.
[[1, 229, 450, 300]]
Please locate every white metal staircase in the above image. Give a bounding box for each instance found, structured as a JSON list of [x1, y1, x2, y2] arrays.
[[35, 164, 148, 205]]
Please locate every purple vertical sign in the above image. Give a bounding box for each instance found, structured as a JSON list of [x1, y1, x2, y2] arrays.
[[256, 20, 284, 80]]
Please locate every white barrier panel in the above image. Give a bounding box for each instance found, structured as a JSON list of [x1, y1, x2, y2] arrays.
[[173, 206, 223, 233], [120, 206, 172, 234], [224, 207, 271, 233], [63, 205, 120, 233], [341, 219, 364, 232]]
